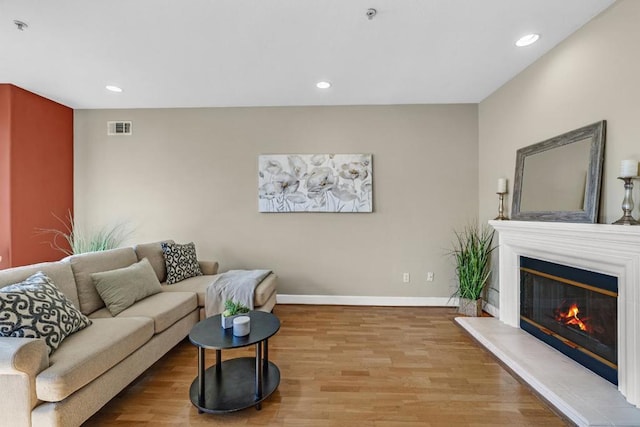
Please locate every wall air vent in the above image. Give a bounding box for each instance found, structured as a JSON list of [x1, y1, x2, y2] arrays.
[[107, 121, 132, 136]]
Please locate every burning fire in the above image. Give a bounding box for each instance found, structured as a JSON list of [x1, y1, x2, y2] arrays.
[[555, 302, 592, 333]]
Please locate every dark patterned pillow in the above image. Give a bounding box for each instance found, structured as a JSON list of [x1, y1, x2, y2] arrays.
[[0, 272, 92, 354], [161, 241, 203, 284]]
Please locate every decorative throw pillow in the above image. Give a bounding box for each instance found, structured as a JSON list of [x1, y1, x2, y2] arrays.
[[91, 258, 163, 316], [161, 241, 203, 285], [0, 272, 92, 354]]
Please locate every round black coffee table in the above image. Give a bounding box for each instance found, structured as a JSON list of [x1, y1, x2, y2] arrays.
[[188, 311, 280, 413]]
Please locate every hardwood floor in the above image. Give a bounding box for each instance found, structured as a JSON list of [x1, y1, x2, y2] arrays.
[[85, 305, 567, 426]]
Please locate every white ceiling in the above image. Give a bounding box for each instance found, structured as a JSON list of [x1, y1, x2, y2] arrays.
[[0, 0, 615, 109]]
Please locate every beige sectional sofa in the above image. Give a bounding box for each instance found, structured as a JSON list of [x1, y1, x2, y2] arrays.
[[0, 241, 277, 427]]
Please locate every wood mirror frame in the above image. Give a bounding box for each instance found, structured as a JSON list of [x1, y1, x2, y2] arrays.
[[511, 121, 606, 223]]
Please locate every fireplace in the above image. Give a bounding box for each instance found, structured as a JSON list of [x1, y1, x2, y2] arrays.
[[454, 220, 640, 425], [519, 256, 618, 384], [487, 220, 640, 410]]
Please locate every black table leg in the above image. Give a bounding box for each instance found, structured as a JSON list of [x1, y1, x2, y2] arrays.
[[197, 347, 205, 413], [216, 349, 221, 374], [263, 339, 269, 370], [255, 341, 263, 410]]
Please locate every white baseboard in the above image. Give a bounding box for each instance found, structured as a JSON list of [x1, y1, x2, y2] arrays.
[[276, 294, 458, 307], [483, 302, 500, 318]]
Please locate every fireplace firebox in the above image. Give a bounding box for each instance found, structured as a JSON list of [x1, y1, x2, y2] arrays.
[[519, 257, 618, 385]]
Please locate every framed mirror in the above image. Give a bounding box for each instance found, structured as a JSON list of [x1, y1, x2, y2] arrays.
[[512, 120, 606, 223]]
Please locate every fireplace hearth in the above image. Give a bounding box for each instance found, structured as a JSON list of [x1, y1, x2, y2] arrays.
[[519, 256, 617, 384]]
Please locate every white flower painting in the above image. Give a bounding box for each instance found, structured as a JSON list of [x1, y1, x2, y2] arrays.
[[258, 154, 373, 213]]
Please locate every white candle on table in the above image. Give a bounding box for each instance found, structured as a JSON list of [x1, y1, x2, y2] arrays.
[[497, 178, 507, 193], [233, 315, 250, 337], [620, 160, 638, 178]]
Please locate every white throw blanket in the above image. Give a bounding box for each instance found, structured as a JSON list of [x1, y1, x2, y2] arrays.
[[205, 269, 271, 317]]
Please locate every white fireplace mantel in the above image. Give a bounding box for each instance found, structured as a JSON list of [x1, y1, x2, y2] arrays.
[[488, 220, 640, 408]]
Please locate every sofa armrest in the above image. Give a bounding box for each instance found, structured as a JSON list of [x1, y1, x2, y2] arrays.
[[0, 337, 49, 427], [199, 260, 219, 275]]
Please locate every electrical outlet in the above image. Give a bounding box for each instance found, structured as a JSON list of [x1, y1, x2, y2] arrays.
[[402, 272, 410, 283], [427, 272, 434, 282]]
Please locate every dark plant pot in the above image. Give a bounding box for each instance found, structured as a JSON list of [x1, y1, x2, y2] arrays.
[[458, 298, 483, 317]]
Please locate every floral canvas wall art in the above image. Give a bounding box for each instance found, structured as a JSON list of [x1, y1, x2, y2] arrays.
[[258, 154, 372, 213]]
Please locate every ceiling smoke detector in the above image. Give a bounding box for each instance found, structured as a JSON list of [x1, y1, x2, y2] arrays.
[[366, 8, 377, 20], [13, 20, 28, 31]]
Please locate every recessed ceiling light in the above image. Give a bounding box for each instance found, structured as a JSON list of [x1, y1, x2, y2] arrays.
[[105, 85, 123, 93], [515, 33, 540, 47], [316, 81, 331, 89]]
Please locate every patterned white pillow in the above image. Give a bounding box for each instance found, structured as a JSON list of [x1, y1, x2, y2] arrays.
[[161, 241, 203, 284], [0, 272, 92, 354]]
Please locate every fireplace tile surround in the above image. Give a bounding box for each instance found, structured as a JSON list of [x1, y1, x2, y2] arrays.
[[456, 220, 640, 426]]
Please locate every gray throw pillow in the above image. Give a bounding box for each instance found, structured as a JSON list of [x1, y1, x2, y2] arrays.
[[0, 272, 92, 355], [161, 241, 203, 284], [91, 258, 162, 316]]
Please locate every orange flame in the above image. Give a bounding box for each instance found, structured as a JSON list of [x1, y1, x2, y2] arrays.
[[556, 303, 591, 332]]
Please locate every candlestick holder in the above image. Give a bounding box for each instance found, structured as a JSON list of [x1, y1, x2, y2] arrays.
[[494, 192, 509, 220], [613, 177, 640, 225]]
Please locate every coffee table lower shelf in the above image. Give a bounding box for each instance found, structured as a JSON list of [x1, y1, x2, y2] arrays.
[[189, 357, 280, 413]]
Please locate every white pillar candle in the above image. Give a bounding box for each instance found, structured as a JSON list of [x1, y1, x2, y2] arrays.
[[497, 178, 507, 193], [620, 160, 638, 178], [233, 315, 250, 337]]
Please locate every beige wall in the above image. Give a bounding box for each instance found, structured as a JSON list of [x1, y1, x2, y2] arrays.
[[479, 0, 640, 307], [74, 104, 478, 298]]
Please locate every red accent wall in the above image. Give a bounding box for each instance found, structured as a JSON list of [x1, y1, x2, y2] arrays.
[[0, 84, 73, 268], [0, 86, 11, 269]]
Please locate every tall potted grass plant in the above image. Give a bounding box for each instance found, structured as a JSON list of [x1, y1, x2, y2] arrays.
[[38, 211, 130, 256], [451, 223, 495, 316]]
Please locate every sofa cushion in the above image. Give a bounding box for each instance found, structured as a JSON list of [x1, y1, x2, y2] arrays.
[[91, 258, 162, 316], [0, 272, 92, 355], [134, 240, 174, 282], [66, 247, 138, 315], [160, 275, 215, 306], [89, 291, 196, 334], [35, 316, 154, 402], [0, 261, 80, 309], [254, 273, 278, 306], [161, 242, 203, 284]]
